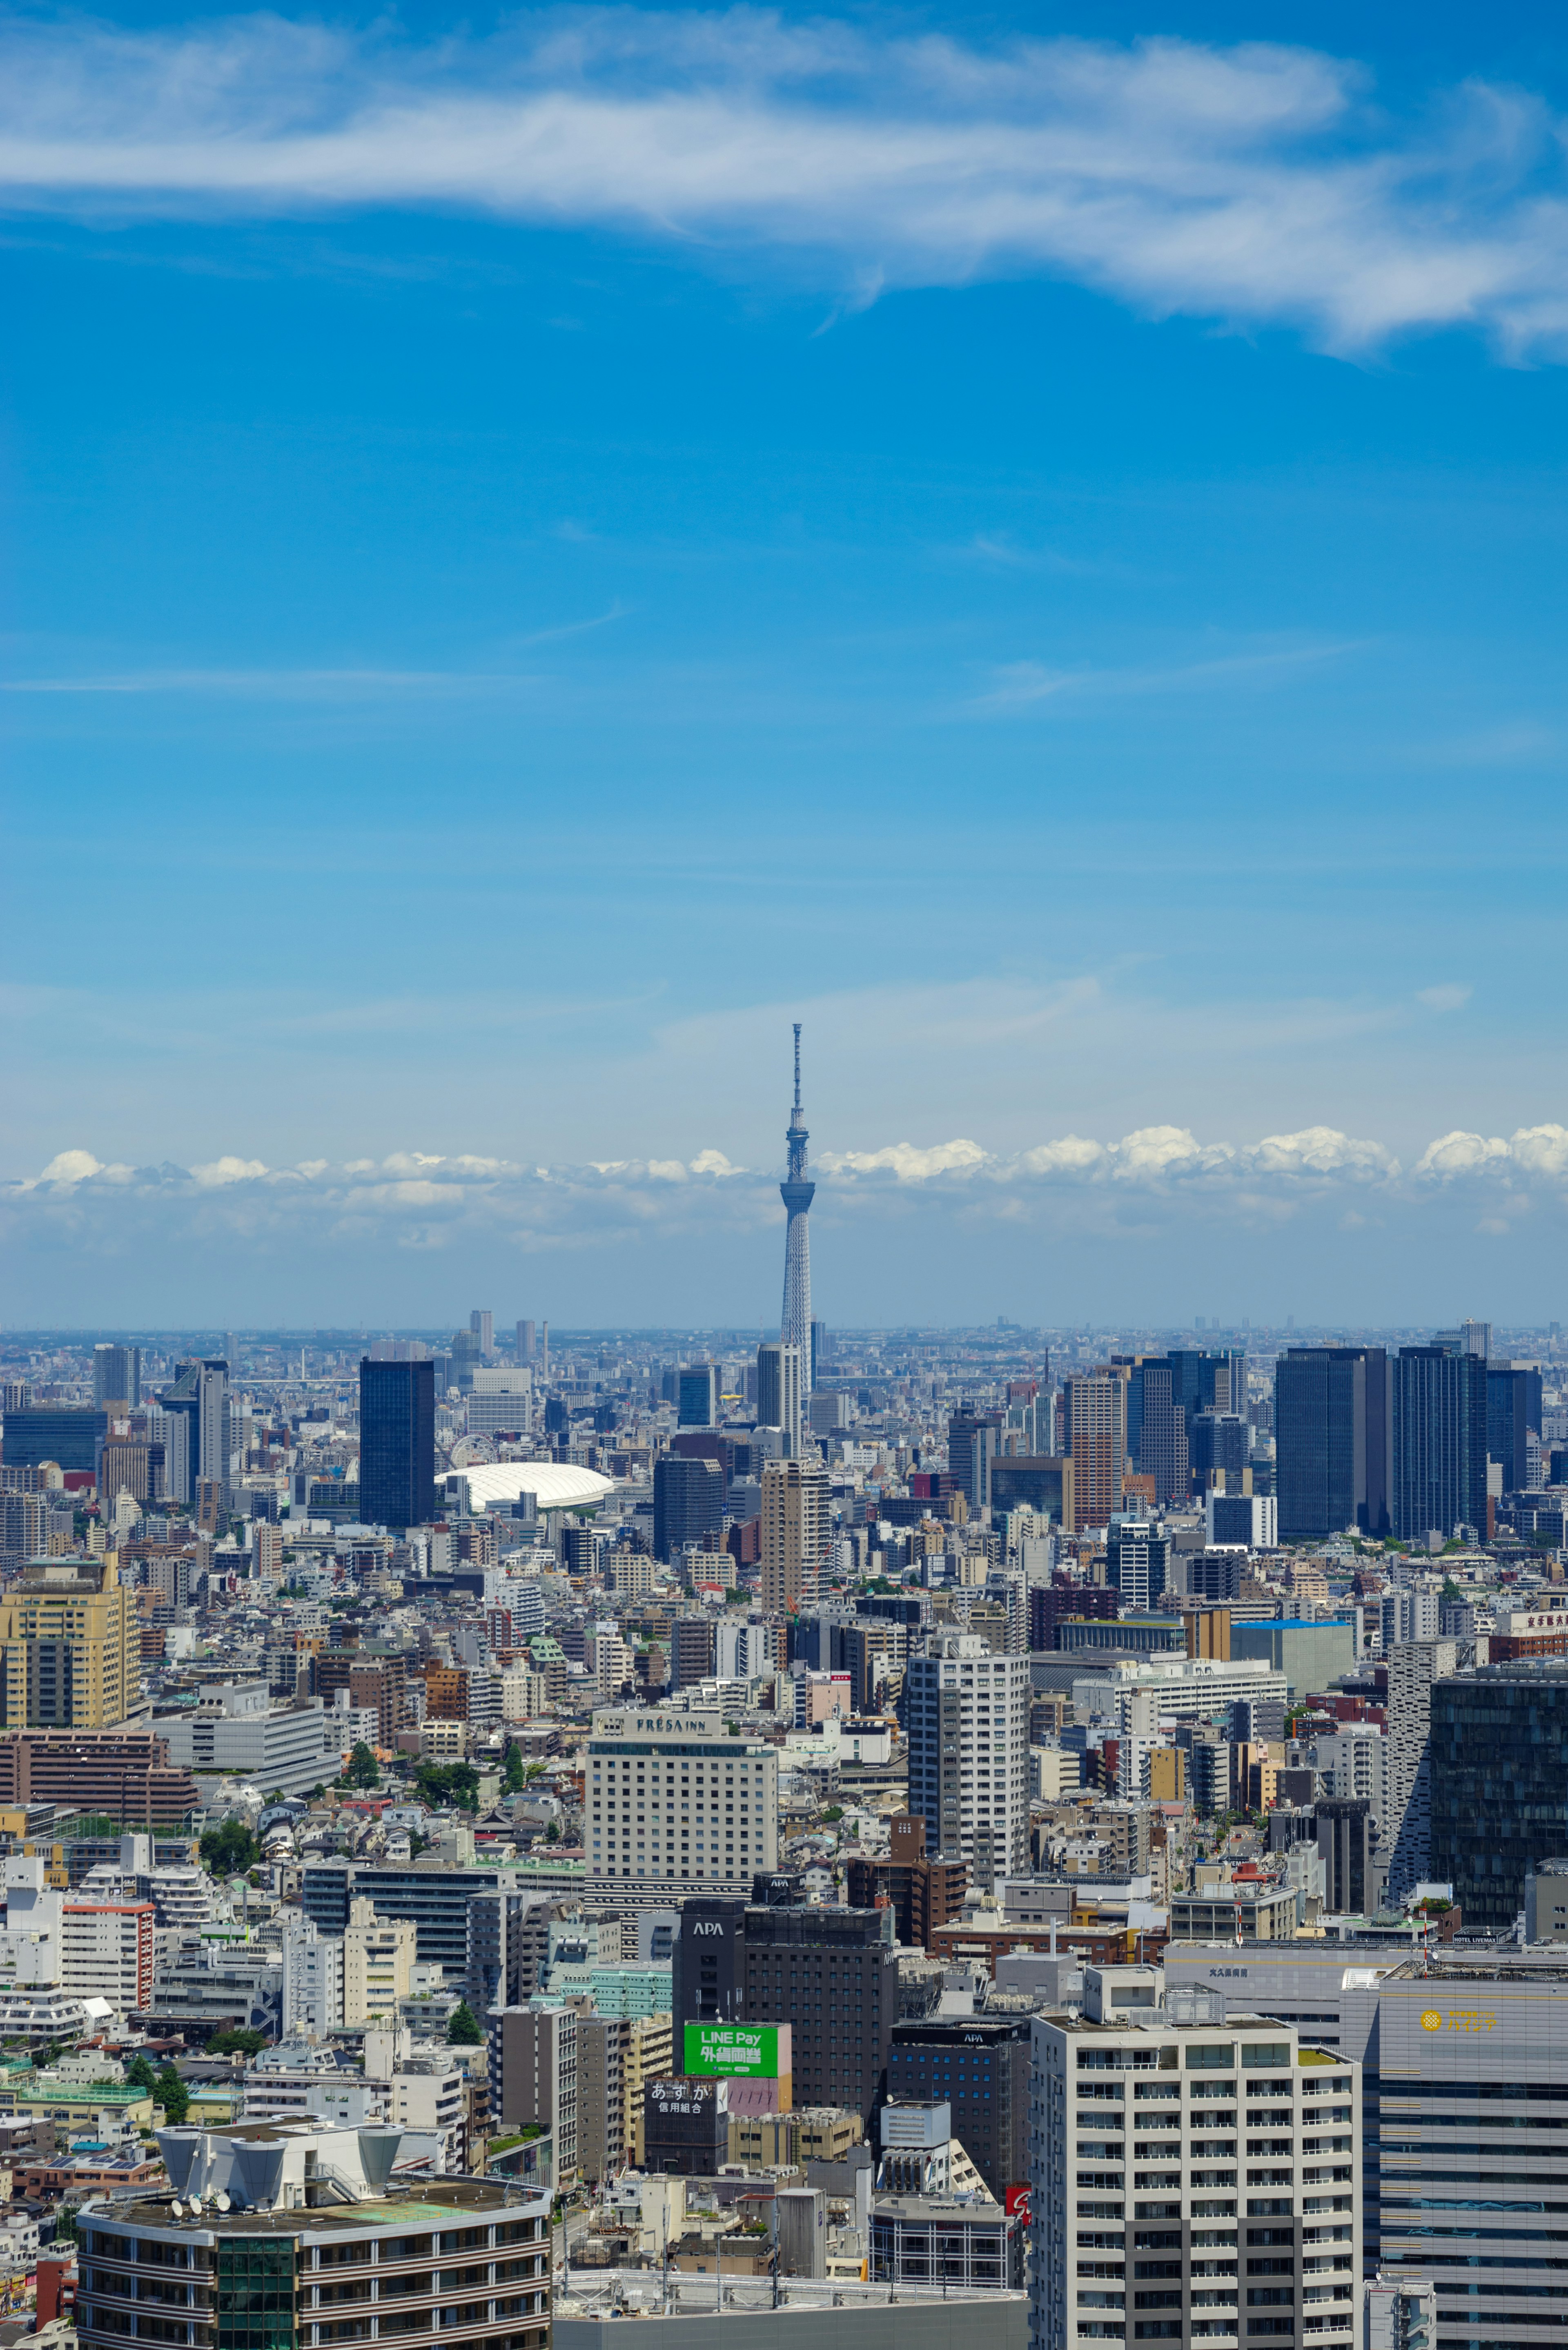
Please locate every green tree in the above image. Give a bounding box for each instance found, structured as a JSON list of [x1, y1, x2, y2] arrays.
[[414, 1760, 481, 1813], [125, 2054, 157, 2093], [53, 2209, 79, 2244], [341, 1742, 381, 1790], [206, 2028, 267, 2057], [545, 1819, 560, 1842], [154, 2063, 190, 2125], [1441, 1576, 1463, 1602], [199, 1820, 260, 1876], [502, 1743, 526, 1794], [446, 2001, 485, 2046]]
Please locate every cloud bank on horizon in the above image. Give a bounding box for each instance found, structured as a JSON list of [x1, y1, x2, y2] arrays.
[[8, 1121, 1568, 1255], [5, 9, 1568, 356]]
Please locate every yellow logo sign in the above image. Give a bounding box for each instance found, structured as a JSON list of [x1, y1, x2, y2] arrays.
[[1419, 2007, 1496, 2033], [1420, 2010, 1443, 2031]]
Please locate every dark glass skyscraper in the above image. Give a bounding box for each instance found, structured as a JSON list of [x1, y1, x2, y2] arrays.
[[1430, 1662, 1568, 1933], [1486, 1362, 1542, 1495], [1392, 1344, 1487, 1543], [358, 1358, 435, 1531], [652, 1451, 724, 1561], [1274, 1345, 1391, 1541]]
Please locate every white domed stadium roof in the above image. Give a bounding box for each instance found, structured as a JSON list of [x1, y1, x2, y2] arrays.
[[452, 1461, 615, 1514]]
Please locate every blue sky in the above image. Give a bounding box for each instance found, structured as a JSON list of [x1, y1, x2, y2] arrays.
[[3, 0, 1568, 1327]]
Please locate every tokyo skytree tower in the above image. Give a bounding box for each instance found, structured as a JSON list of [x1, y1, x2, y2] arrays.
[[780, 1023, 814, 1391]]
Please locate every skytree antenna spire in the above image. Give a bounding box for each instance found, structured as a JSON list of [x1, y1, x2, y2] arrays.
[[780, 1021, 815, 1396]]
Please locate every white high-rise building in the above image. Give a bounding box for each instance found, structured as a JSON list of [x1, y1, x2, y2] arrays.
[[281, 1914, 345, 2038], [1379, 1588, 1439, 1649], [757, 1342, 803, 1461], [585, 1705, 779, 1918], [905, 1632, 1029, 1893], [1028, 1980, 1361, 2350]]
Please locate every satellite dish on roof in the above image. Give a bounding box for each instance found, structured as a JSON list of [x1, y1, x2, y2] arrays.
[[215, 2193, 232, 2213], [169, 2201, 185, 2219]]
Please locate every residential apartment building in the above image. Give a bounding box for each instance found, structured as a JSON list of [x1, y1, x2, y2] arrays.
[[488, 2001, 580, 2184], [1029, 1981, 1360, 2350], [61, 1899, 155, 2010], [905, 1633, 1030, 1894], [0, 1557, 137, 1730], [1382, 1639, 1457, 1903], [342, 1896, 416, 2025], [760, 1458, 830, 1613]]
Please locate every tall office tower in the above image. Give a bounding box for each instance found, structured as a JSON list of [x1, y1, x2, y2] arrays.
[[1106, 1523, 1172, 1610], [517, 1318, 537, 1363], [1487, 1361, 1542, 1493], [358, 1358, 436, 1532], [652, 1453, 724, 1562], [779, 1023, 815, 1397], [161, 1358, 230, 1508], [223, 1330, 239, 1371], [1459, 1316, 1491, 1359], [1029, 1993, 1361, 2350], [1126, 1360, 1189, 1504], [1064, 1369, 1128, 1532], [1189, 1410, 1248, 1491], [760, 1456, 829, 1614], [1316, 1796, 1372, 1914], [0, 1556, 136, 1729], [584, 1705, 779, 1916], [905, 1632, 1028, 1895], [811, 1319, 828, 1383], [1382, 1637, 1457, 1902], [1429, 1658, 1568, 1933], [1275, 1347, 1392, 1541], [470, 1308, 494, 1358], [1392, 1346, 1488, 1543], [740, 1900, 900, 2125], [1343, 1954, 1568, 2341], [91, 1345, 140, 1412], [757, 1341, 803, 1458], [948, 1408, 1002, 1509], [677, 1362, 719, 1428]]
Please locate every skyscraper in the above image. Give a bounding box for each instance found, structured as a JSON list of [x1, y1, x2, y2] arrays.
[[676, 1363, 718, 1428], [1392, 1344, 1488, 1543], [358, 1359, 436, 1532], [516, 1319, 537, 1364], [779, 1023, 814, 1398], [1275, 1345, 1392, 1541], [652, 1453, 724, 1562], [160, 1359, 230, 1508], [760, 1456, 829, 1613], [904, 1632, 1029, 1894], [470, 1309, 494, 1358], [1063, 1369, 1128, 1532], [91, 1346, 140, 1412], [757, 1342, 802, 1459]]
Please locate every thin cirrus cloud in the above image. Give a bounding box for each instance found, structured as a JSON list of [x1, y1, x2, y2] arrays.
[[9, 1127, 1568, 1262], [4, 13, 1568, 355]]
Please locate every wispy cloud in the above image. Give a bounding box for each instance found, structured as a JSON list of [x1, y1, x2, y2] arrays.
[[3, 13, 1568, 355], [0, 667, 538, 699], [972, 640, 1363, 710]]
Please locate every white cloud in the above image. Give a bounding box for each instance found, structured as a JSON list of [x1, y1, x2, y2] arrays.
[[819, 1139, 990, 1181], [9, 1121, 1568, 1266], [190, 1155, 270, 1186], [1416, 983, 1473, 1011], [2, 13, 1568, 356], [1413, 1130, 1512, 1179]]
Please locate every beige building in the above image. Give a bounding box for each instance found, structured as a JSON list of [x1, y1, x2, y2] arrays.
[[342, 1895, 416, 2024], [0, 1557, 137, 1730], [623, 2010, 672, 2165], [760, 1459, 830, 1613], [1064, 1370, 1129, 1533]]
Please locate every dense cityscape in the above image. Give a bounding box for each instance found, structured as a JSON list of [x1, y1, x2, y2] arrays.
[[0, 1049, 1557, 2350]]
